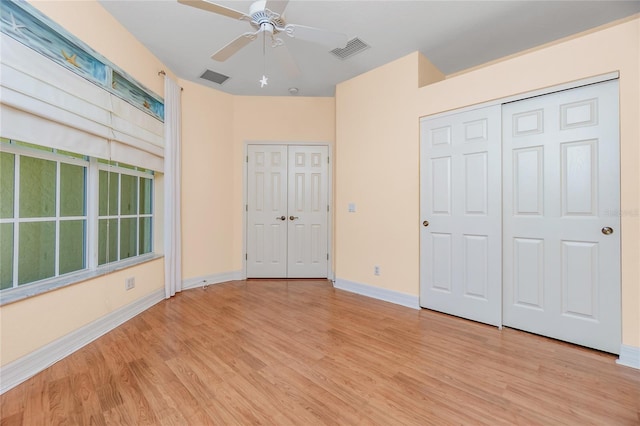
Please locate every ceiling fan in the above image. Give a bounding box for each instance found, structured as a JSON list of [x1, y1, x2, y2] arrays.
[[177, 0, 348, 62]]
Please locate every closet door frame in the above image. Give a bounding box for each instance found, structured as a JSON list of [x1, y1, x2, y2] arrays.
[[422, 72, 619, 122], [242, 141, 334, 280]]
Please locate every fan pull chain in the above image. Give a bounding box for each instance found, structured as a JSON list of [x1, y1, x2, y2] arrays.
[[260, 30, 268, 88]]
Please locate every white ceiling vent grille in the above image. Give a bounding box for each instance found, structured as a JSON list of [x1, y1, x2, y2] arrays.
[[330, 38, 370, 60], [200, 69, 230, 85]]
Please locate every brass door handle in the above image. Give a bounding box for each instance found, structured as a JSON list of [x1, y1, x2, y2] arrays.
[[602, 227, 614, 235], [423, 220, 429, 227], [276, 216, 286, 221], [289, 216, 299, 221]]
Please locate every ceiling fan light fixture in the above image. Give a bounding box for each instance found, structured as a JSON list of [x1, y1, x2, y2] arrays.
[[261, 22, 275, 35]]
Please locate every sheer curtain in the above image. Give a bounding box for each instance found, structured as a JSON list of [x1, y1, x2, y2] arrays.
[[163, 76, 182, 298]]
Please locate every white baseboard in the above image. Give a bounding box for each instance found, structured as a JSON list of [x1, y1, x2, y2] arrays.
[[0, 288, 164, 395], [334, 278, 420, 310], [182, 270, 242, 291], [617, 344, 640, 369]]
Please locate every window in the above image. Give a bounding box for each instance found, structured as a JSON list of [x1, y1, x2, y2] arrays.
[[98, 162, 154, 265], [0, 139, 154, 293]]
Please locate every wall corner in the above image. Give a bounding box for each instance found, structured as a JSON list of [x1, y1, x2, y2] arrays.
[[418, 52, 446, 88]]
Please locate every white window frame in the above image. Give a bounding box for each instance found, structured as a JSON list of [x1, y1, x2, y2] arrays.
[[0, 141, 158, 305], [1, 143, 89, 288], [97, 162, 154, 266]]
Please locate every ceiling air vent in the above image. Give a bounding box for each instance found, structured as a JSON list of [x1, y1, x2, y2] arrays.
[[330, 37, 370, 60], [200, 69, 230, 85]]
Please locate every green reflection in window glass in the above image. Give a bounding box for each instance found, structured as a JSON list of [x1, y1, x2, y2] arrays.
[[120, 174, 137, 215], [0, 223, 14, 289], [98, 218, 118, 265], [139, 178, 152, 215], [1, 152, 15, 219], [15, 141, 53, 153], [60, 163, 86, 217], [56, 150, 86, 160], [117, 162, 136, 171], [139, 217, 152, 255], [120, 218, 137, 260], [18, 221, 55, 284], [20, 156, 56, 218], [60, 220, 86, 275], [99, 170, 118, 216]]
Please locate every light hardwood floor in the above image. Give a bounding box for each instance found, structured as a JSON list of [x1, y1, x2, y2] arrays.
[[1, 279, 639, 425]]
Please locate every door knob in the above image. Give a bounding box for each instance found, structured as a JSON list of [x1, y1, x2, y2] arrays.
[[601, 227, 614, 235], [423, 220, 429, 227], [276, 216, 286, 221], [289, 216, 299, 221]]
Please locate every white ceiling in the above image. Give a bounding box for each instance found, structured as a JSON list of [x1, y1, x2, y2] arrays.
[[99, 0, 640, 97]]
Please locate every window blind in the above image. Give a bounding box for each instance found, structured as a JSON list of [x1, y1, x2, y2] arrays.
[[0, 36, 164, 171]]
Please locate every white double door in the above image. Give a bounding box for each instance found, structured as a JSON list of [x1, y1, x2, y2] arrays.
[[420, 80, 621, 353], [246, 144, 329, 278]]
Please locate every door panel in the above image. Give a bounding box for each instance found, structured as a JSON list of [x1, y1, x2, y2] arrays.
[[463, 235, 488, 299], [420, 105, 502, 327], [247, 145, 288, 277], [561, 241, 598, 319], [247, 145, 329, 278], [513, 237, 544, 309], [464, 152, 488, 214], [502, 79, 620, 354], [287, 146, 329, 278], [431, 233, 452, 292]]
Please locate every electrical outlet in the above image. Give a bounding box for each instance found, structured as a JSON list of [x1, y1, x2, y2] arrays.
[[125, 277, 135, 291], [374, 265, 380, 276]]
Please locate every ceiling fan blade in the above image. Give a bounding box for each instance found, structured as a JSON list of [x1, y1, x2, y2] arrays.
[[264, 0, 289, 17], [211, 32, 258, 61], [273, 43, 300, 78], [177, 0, 250, 20], [284, 24, 348, 49]]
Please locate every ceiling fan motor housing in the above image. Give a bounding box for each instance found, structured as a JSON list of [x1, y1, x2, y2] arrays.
[[249, 0, 286, 34]]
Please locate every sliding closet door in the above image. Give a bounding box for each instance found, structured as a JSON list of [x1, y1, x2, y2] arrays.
[[419, 105, 502, 326], [502, 80, 621, 353]]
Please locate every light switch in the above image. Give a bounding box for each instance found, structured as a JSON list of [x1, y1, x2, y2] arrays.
[[348, 203, 356, 213]]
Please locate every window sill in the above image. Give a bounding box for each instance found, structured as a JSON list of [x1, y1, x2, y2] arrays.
[[0, 254, 164, 307]]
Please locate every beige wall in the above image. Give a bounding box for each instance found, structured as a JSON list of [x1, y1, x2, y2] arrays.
[[0, 0, 170, 366], [1, 260, 164, 365], [335, 52, 443, 295], [335, 17, 639, 347], [180, 80, 235, 279]]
